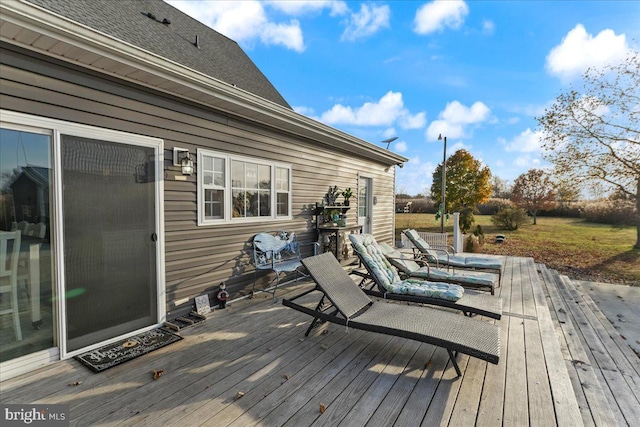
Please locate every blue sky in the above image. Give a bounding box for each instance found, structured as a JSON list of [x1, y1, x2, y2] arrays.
[[166, 0, 640, 196]]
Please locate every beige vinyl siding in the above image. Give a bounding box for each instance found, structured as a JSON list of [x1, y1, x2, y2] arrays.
[[0, 46, 397, 315]]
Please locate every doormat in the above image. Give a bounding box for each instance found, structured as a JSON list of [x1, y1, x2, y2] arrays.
[[75, 328, 182, 373]]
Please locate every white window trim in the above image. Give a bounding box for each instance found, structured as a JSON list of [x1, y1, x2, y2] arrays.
[[197, 149, 292, 225]]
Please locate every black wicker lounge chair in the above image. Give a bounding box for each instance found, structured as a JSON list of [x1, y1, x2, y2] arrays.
[[282, 252, 500, 377], [403, 229, 504, 284], [348, 235, 501, 319]]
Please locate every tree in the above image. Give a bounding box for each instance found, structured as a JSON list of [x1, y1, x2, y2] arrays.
[[555, 178, 581, 209], [537, 51, 640, 248], [491, 207, 529, 230], [511, 169, 556, 225], [492, 176, 511, 199], [430, 149, 492, 214]]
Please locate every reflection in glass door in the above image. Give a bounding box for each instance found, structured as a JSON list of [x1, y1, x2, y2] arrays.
[[358, 177, 372, 234], [0, 127, 55, 363], [61, 135, 158, 352]]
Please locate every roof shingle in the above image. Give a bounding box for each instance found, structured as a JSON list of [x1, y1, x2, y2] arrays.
[[24, 0, 291, 108]]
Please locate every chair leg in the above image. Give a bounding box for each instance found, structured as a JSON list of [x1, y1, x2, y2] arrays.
[[11, 283, 22, 341], [271, 273, 280, 301], [447, 349, 462, 377]]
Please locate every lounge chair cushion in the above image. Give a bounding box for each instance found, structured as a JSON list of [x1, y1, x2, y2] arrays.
[[379, 243, 496, 288], [350, 234, 464, 302], [404, 229, 502, 270]]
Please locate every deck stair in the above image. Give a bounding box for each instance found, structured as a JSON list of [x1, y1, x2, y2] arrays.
[[538, 264, 640, 427]]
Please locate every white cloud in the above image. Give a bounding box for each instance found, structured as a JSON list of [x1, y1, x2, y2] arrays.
[[399, 112, 427, 129], [167, 0, 305, 52], [394, 141, 408, 153], [482, 20, 495, 36], [513, 154, 541, 168], [341, 4, 391, 41], [293, 105, 315, 116], [413, 0, 469, 35], [319, 91, 426, 129], [382, 127, 397, 139], [425, 101, 491, 140], [396, 155, 437, 196], [267, 1, 348, 16], [546, 24, 629, 81], [504, 128, 543, 153]]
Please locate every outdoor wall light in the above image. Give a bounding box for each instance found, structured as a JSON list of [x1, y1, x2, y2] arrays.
[[173, 147, 194, 176]]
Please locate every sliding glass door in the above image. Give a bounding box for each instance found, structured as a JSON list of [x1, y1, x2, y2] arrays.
[[61, 135, 158, 352]]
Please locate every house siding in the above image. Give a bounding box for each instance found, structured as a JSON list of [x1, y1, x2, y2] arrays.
[[0, 45, 397, 316]]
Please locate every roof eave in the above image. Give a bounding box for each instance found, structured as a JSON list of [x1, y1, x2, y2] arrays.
[[1, 0, 408, 167]]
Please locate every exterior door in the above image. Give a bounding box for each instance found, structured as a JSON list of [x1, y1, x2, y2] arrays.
[[60, 134, 160, 353], [358, 176, 372, 234]]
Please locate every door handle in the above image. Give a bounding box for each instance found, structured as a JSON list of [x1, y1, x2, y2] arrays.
[[151, 232, 158, 242]]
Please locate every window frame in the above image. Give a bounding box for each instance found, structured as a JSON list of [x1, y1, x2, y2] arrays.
[[197, 149, 292, 225]]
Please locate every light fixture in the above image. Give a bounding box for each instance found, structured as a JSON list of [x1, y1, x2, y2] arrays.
[[380, 136, 398, 149], [438, 134, 447, 233], [174, 147, 194, 176]]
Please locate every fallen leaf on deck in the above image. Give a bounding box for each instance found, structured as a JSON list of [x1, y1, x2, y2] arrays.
[[319, 403, 326, 414], [234, 391, 245, 401], [320, 344, 329, 350], [284, 374, 291, 380], [152, 369, 164, 380], [425, 359, 432, 369], [68, 381, 82, 386]]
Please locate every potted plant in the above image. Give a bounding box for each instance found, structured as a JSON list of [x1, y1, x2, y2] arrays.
[[324, 185, 340, 206], [341, 187, 353, 206]]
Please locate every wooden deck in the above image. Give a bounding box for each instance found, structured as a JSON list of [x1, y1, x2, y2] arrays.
[[1, 256, 638, 426]]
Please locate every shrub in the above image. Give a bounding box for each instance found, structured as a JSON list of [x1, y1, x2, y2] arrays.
[[411, 199, 437, 213], [459, 207, 475, 233], [477, 198, 514, 215], [581, 200, 636, 226], [464, 234, 484, 253], [538, 203, 583, 218], [491, 207, 529, 230]]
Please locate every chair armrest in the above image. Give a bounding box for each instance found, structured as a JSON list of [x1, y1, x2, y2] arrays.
[[431, 244, 455, 254], [385, 255, 431, 274]]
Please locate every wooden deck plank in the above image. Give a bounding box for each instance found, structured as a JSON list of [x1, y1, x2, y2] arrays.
[[447, 356, 487, 426], [365, 342, 437, 427], [391, 346, 449, 427], [251, 328, 380, 427], [575, 281, 640, 377], [120, 316, 326, 427], [335, 339, 422, 427], [530, 261, 584, 427], [541, 266, 619, 426], [572, 281, 640, 385], [503, 257, 529, 426], [556, 275, 640, 426], [419, 353, 470, 427], [70, 303, 307, 426], [209, 325, 363, 427], [476, 256, 513, 427], [308, 336, 406, 427], [1, 258, 605, 427], [282, 334, 396, 427], [524, 317, 556, 425]]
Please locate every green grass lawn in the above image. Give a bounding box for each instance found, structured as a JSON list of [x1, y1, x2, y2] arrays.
[[396, 214, 640, 285]]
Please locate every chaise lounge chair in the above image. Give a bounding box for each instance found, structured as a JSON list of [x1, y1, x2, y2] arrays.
[[282, 252, 500, 377], [349, 234, 501, 318], [403, 229, 504, 284]]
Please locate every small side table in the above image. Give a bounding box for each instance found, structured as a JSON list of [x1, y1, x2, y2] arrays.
[[316, 224, 362, 261]]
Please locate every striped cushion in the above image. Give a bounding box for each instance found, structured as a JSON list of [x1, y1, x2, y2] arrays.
[[349, 234, 464, 302]]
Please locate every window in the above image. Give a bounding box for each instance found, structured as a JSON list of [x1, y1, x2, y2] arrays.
[[198, 150, 291, 224]]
